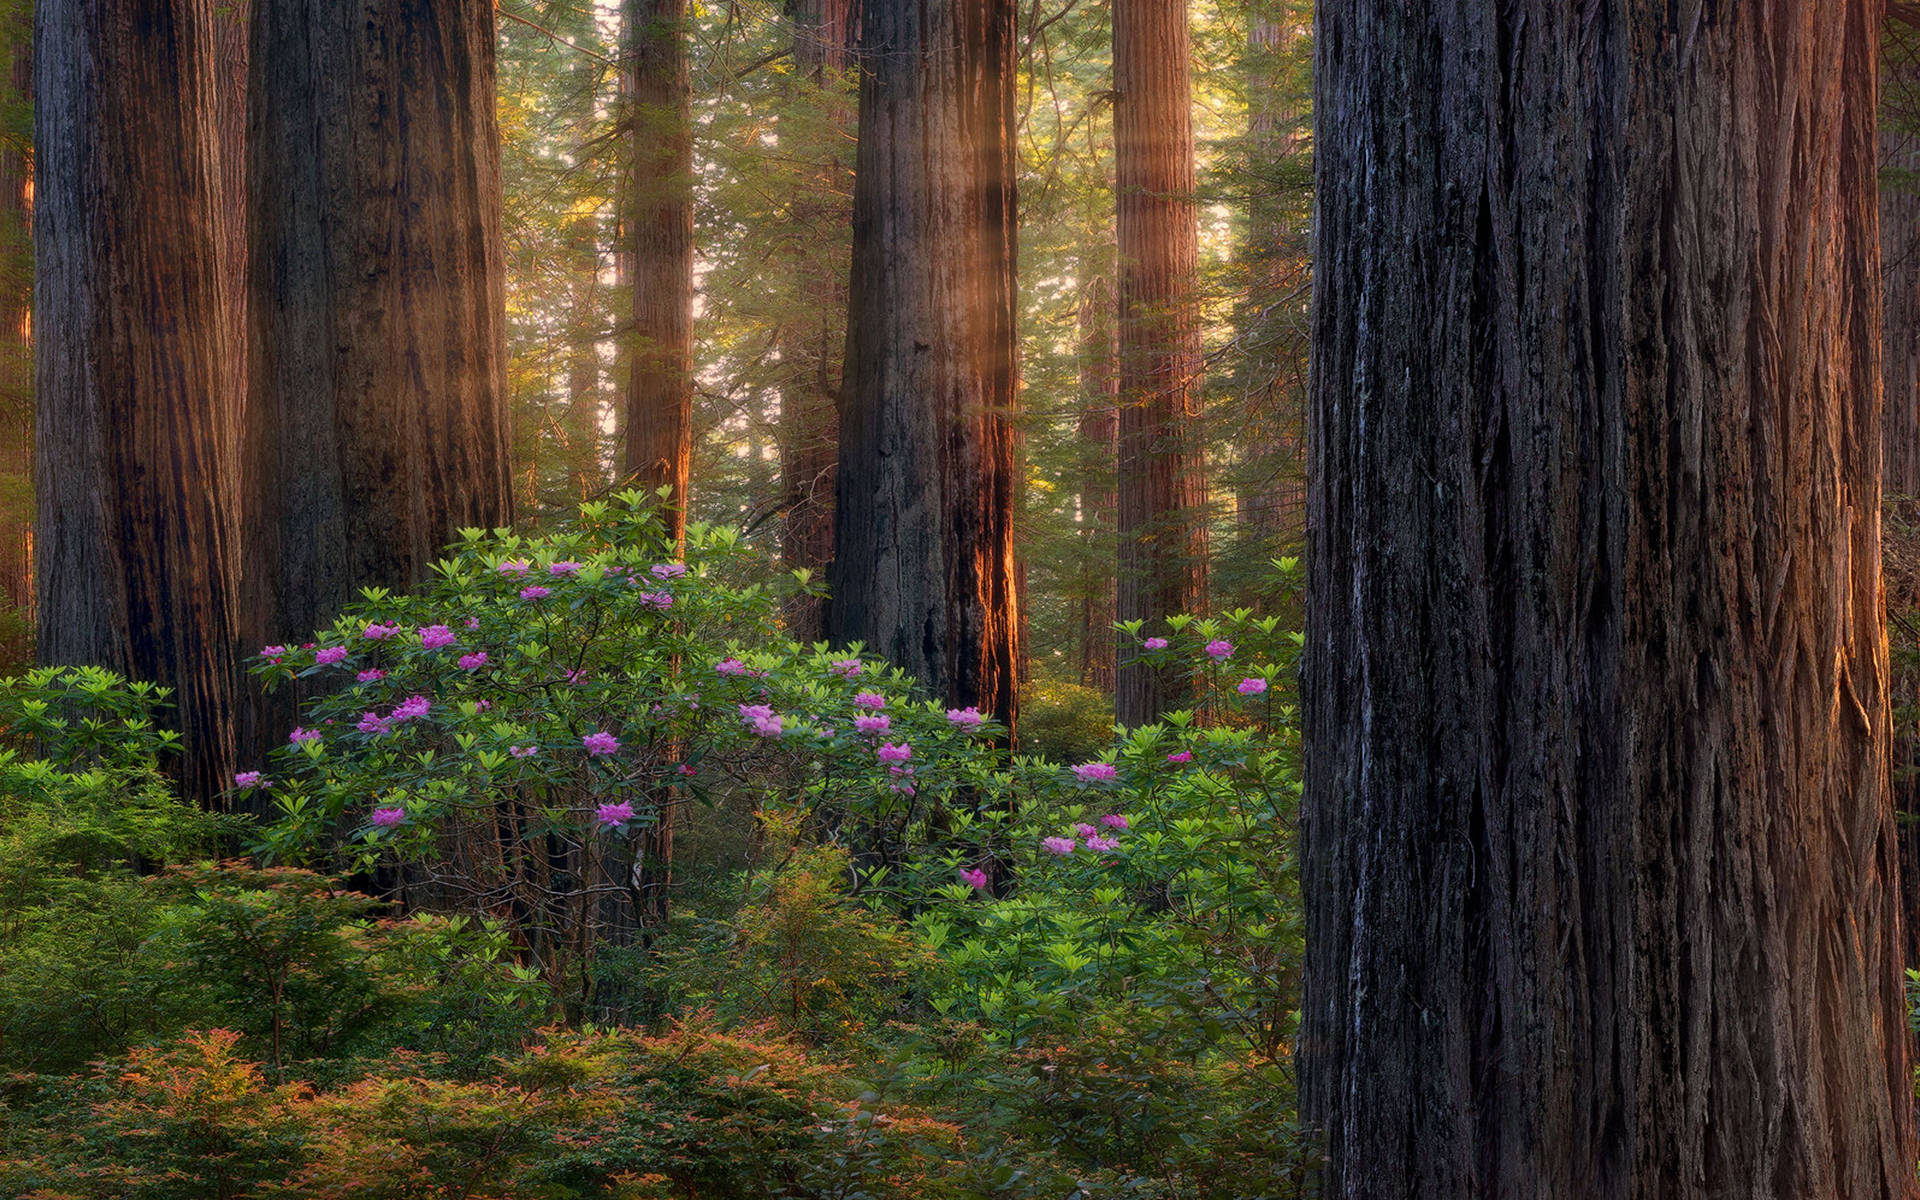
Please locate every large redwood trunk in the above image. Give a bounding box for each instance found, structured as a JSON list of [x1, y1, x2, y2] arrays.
[[34, 0, 242, 800], [1112, 0, 1205, 726], [828, 0, 1019, 730], [1075, 269, 1117, 692], [621, 0, 694, 544], [1304, 4, 1913, 1197], [244, 0, 512, 646]]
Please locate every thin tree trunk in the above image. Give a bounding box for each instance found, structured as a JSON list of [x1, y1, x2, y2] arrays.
[[1076, 270, 1117, 692], [0, 19, 32, 657], [35, 0, 242, 801], [829, 0, 1019, 733], [1304, 4, 1913, 1196], [1113, 0, 1205, 726], [244, 0, 512, 646], [622, 0, 694, 544], [774, 0, 855, 642]]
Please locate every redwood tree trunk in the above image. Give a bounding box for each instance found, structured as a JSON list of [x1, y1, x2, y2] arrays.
[[244, 0, 512, 647], [1076, 270, 1117, 692], [34, 0, 242, 800], [829, 0, 1019, 730], [1113, 0, 1205, 726], [622, 0, 694, 544], [1304, 5, 1913, 1197], [774, 0, 856, 642]]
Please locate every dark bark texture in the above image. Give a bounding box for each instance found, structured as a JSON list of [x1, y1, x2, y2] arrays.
[[1112, 0, 1205, 726], [244, 0, 512, 651], [1304, 4, 1913, 1197], [829, 0, 1019, 728], [34, 0, 242, 800], [622, 0, 694, 544]]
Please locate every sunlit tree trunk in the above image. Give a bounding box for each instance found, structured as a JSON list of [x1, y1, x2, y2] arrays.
[[244, 0, 512, 646], [1304, 4, 1914, 1196], [830, 0, 1019, 732], [1113, 0, 1205, 725], [622, 0, 694, 545], [35, 0, 242, 801]]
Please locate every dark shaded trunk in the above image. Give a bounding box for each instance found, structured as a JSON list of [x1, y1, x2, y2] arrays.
[[828, 0, 1019, 732], [243, 0, 512, 645], [34, 0, 242, 801], [1304, 4, 1913, 1197], [1076, 270, 1117, 692], [621, 0, 694, 544], [1112, 0, 1205, 726]]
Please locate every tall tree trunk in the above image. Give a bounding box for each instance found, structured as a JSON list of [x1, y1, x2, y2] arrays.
[[774, 0, 855, 642], [244, 0, 512, 646], [1112, 0, 1205, 726], [829, 0, 1019, 732], [0, 14, 32, 662], [1076, 270, 1117, 692], [34, 0, 242, 801], [1304, 5, 1913, 1197], [622, 0, 694, 544]]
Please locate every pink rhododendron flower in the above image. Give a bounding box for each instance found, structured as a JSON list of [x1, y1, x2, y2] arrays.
[[548, 560, 582, 576], [457, 652, 488, 671], [830, 659, 862, 678], [391, 695, 431, 722], [1075, 823, 1098, 839], [565, 668, 588, 684], [314, 646, 347, 666], [288, 727, 320, 744], [583, 731, 620, 755], [945, 707, 985, 728], [464, 616, 481, 630], [370, 807, 406, 828], [261, 644, 287, 659], [960, 867, 989, 891], [738, 704, 783, 737], [363, 622, 400, 640], [234, 771, 262, 787], [1205, 638, 1233, 660], [1237, 676, 1268, 695], [595, 800, 635, 827], [357, 711, 390, 734], [1085, 834, 1121, 853], [1143, 636, 1169, 650], [651, 563, 687, 579], [496, 559, 530, 574], [1166, 750, 1193, 764], [677, 763, 697, 776], [716, 658, 749, 676], [854, 714, 891, 734], [356, 668, 386, 683], [474, 699, 491, 712], [1100, 813, 1129, 829], [520, 585, 551, 600], [877, 742, 912, 765], [509, 744, 538, 758], [854, 692, 887, 709], [1042, 836, 1077, 856], [638, 591, 674, 609], [420, 624, 457, 650], [1071, 761, 1118, 783]]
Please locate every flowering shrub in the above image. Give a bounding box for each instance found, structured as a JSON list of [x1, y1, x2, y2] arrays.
[[239, 493, 1008, 1011]]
